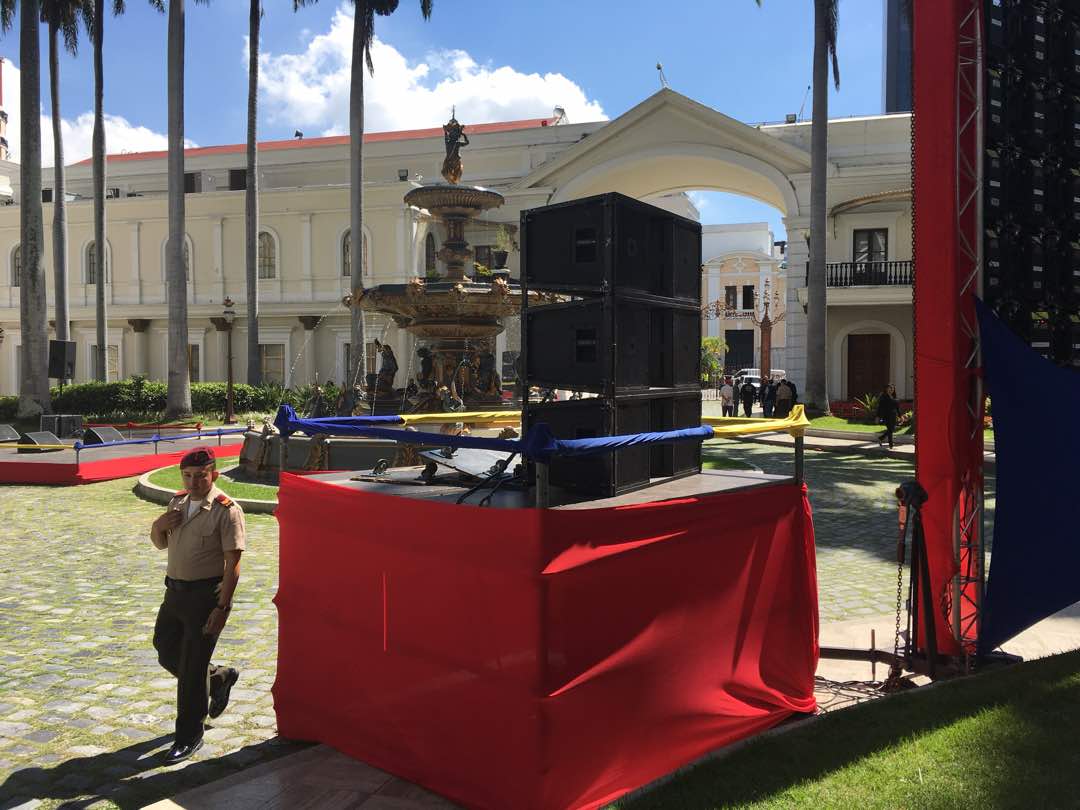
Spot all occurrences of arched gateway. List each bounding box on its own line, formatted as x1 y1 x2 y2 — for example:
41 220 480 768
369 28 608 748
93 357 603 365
511 88 911 403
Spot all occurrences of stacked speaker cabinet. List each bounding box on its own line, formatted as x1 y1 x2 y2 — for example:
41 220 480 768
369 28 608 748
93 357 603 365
984 0 1080 369
520 192 703 498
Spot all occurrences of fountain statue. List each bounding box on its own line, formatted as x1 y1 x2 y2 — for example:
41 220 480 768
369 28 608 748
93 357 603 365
350 112 542 413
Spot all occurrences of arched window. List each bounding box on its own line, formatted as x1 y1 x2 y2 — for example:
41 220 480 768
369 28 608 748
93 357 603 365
86 241 110 284
258 231 276 279
11 245 20 287
425 233 437 275
342 229 369 278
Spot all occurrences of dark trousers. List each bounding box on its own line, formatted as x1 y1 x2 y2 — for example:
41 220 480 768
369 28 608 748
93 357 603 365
775 400 791 419
879 418 897 448
741 400 753 417
763 401 775 418
722 403 734 417
153 583 226 744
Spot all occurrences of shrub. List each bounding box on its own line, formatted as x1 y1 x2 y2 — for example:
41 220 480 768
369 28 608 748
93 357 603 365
854 393 880 424
0 396 16 421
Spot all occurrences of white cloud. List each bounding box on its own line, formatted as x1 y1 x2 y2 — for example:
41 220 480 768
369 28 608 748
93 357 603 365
258 6 607 136
2 60 190 167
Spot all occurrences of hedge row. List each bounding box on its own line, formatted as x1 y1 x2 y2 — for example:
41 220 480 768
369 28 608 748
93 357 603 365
0 377 338 421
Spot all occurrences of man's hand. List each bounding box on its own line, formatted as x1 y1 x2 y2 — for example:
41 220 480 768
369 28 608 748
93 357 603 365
153 509 183 534
203 607 228 637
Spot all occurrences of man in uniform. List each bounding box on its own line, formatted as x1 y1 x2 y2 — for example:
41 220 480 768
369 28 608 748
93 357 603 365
149 446 246 764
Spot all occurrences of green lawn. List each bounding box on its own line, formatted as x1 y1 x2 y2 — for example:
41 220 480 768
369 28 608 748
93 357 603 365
702 456 758 471
616 650 1080 809
148 464 279 501
810 415 907 434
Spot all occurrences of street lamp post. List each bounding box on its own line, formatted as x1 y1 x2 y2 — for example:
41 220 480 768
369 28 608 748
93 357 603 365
212 299 237 425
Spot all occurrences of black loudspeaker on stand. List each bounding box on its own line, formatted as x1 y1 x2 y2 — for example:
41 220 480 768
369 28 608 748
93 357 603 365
520 192 703 498
48 340 76 388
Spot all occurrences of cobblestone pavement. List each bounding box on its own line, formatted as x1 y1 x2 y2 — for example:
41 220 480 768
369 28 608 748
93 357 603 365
0 450 996 808
703 439 996 624
0 479 304 810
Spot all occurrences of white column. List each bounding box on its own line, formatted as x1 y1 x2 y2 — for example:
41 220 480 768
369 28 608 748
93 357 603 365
301 213 313 300
131 221 142 304
213 217 225 302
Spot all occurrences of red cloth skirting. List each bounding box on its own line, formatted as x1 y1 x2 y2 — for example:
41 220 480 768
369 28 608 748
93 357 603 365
273 474 819 810
0 442 243 485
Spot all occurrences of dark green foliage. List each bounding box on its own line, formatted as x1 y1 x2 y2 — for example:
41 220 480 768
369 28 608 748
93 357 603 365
19 376 340 420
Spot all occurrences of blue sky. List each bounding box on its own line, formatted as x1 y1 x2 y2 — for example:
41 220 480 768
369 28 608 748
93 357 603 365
6 0 888 237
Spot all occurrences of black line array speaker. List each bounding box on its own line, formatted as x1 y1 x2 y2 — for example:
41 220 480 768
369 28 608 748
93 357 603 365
526 393 702 498
40 414 83 439
83 426 125 445
521 193 704 497
983 0 1080 369
17 431 64 453
525 297 701 393
47 340 76 380
522 192 701 300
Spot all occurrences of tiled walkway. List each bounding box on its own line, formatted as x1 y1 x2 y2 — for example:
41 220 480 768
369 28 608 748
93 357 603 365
0 444 993 808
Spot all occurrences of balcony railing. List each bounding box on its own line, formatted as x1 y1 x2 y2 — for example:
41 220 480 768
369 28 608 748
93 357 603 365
805 260 913 287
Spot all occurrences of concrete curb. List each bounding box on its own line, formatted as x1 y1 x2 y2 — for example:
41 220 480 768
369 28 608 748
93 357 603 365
134 464 279 514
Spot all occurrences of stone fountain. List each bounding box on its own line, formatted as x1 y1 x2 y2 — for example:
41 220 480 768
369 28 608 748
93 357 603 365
349 113 532 413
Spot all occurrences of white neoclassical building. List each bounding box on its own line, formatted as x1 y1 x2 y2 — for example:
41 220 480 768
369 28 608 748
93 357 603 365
0 89 914 402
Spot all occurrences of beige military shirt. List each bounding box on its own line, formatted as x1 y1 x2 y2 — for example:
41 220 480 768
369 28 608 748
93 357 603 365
159 485 246 581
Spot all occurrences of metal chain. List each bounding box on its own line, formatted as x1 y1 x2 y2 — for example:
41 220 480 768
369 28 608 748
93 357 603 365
885 503 908 688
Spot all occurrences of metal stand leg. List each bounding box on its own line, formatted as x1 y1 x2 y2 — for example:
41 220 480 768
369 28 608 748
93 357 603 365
794 434 805 485
535 462 549 509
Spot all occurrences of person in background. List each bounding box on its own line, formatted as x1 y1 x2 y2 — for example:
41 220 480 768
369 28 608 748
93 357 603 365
774 377 794 419
719 376 735 417
877 383 899 449
761 377 777 418
739 378 756 417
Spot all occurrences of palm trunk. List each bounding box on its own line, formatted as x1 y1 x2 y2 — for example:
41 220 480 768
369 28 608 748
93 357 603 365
349 9 367 389
245 0 261 385
49 21 69 359
18 0 50 418
805 0 830 414
165 0 191 417
93 0 107 381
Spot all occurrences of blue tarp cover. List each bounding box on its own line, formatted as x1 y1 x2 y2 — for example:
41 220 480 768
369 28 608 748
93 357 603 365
977 299 1080 652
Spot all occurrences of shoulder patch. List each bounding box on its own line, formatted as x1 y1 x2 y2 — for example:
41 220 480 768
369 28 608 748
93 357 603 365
215 493 235 508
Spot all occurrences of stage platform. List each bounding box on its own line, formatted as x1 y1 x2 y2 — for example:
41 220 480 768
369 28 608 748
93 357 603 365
306 466 790 508
0 438 244 486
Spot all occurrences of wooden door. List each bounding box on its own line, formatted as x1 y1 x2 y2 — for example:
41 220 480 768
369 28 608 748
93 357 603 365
847 333 891 399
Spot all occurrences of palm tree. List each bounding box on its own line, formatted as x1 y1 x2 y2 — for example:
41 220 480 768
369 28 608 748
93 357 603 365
90 0 124 381
805 0 839 414
4 0 52 416
42 0 92 379
293 0 433 389
161 0 207 419
245 0 261 385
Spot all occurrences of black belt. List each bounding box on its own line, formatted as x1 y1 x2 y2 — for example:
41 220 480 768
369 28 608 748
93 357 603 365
164 575 222 592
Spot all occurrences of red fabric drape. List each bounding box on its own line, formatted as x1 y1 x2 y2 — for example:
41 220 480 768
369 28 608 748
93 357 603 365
273 474 818 810
0 442 243 485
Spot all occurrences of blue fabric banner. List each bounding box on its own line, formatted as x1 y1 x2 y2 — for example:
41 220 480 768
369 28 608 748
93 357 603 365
976 299 1080 653
272 405 715 462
